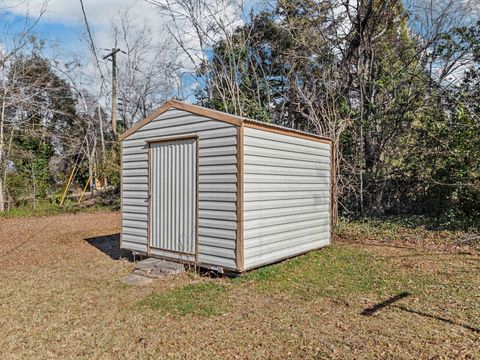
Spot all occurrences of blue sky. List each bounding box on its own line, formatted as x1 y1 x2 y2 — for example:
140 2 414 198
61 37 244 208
0 0 267 54
0 0 268 102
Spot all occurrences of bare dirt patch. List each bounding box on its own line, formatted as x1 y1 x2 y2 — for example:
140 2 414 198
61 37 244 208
0 212 478 359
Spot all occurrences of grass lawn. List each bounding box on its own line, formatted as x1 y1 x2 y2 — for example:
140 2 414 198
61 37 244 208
0 200 116 219
0 212 478 359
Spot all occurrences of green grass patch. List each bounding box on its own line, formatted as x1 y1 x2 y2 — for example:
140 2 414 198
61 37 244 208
136 219 477 321
0 201 68 218
137 282 229 317
237 245 412 300
0 201 114 218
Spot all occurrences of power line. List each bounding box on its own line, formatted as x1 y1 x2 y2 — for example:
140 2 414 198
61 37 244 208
78 0 107 157
78 0 105 82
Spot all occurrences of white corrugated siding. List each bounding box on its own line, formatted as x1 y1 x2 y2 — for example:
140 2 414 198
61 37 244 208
121 109 237 269
242 127 331 270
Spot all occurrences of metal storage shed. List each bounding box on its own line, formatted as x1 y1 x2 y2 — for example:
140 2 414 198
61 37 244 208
119 100 332 272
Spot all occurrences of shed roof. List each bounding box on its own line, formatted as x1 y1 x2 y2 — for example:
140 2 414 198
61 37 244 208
119 99 332 144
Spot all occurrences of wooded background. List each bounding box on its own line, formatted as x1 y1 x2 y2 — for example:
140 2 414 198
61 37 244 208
0 0 478 228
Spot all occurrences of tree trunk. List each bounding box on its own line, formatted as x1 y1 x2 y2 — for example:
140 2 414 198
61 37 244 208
97 106 106 159
0 88 6 212
88 155 94 196
97 107 107 188
0 177 4 212
331 138 340 225
31 160 36 209
88 141 96 196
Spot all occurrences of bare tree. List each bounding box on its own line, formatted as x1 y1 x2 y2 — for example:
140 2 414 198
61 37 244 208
146 0 260 115
405 0 479 84
112 9 182 129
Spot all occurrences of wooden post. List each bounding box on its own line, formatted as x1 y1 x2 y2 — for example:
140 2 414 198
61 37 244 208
103 48 124 135
111 49 117 134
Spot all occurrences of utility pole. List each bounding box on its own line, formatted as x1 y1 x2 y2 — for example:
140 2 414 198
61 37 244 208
103 48 124 135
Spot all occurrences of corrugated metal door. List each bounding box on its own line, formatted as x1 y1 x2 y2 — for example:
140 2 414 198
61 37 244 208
149 138 197 254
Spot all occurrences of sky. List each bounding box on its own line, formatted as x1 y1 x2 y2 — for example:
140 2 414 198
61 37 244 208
0 0 267 101
1 0 168 45
0 0 266 54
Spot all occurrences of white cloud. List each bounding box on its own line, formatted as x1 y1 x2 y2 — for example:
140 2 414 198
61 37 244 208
1 1 166 48
0 0 253 48
0 0 266 103
2 0 150 27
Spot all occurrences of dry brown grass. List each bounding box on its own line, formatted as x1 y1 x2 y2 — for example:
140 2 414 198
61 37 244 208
0 211 478 359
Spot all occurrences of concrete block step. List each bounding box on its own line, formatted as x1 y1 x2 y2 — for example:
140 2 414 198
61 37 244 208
133 258 185 278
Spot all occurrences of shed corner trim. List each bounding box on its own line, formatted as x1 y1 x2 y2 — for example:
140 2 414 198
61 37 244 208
235 122 245 272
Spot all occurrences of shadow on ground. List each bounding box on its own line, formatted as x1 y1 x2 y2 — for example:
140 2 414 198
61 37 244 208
84 233 134 261
362 292 480 334
361 292 411 316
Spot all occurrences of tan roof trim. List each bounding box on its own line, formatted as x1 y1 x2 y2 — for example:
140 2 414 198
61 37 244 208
119 99 332 143
168 100 244 127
